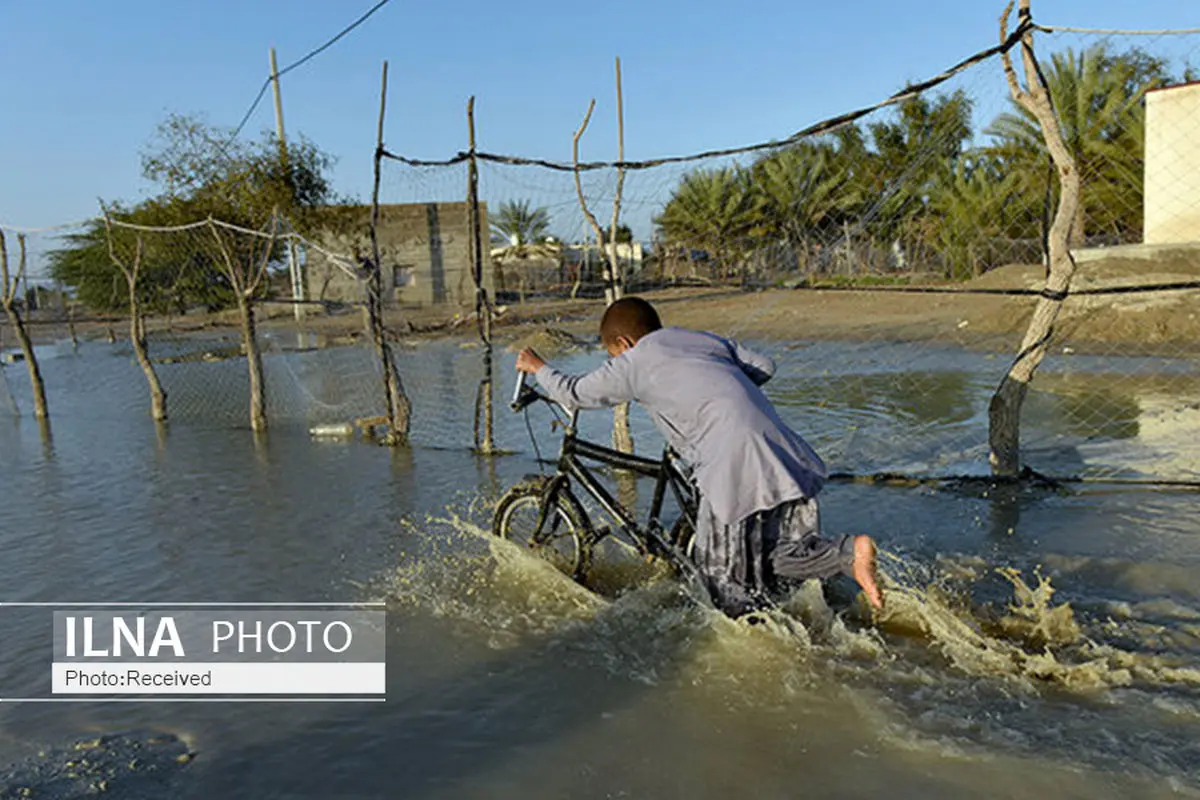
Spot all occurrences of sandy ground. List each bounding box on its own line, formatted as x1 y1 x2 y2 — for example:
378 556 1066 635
6 256 1199 357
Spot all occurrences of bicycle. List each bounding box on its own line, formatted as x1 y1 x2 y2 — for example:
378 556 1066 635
491 371 702 587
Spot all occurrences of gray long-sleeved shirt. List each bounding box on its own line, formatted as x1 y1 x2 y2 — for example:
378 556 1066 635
534 326 827 526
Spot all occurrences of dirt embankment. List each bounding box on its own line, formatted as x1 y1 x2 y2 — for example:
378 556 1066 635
9 251 1199 355
480 254 1199 355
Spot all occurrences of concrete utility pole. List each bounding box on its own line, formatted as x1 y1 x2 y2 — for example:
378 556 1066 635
269 47 304 324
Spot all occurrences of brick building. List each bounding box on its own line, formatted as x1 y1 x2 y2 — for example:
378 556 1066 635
306 202 493 306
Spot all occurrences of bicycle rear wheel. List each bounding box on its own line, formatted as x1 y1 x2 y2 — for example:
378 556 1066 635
492 478 591 581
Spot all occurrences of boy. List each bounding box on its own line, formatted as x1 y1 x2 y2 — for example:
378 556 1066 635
515 296 884 617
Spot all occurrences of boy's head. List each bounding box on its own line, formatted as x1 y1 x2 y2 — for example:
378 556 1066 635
600 296 662 357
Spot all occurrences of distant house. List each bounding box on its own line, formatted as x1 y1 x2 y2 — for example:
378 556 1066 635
558 241 646 289
305 202 494 307
561 241 645 273
1145 81 1200 245
490 239 565 298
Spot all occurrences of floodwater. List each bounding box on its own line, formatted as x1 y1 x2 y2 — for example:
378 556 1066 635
0 332 1198 799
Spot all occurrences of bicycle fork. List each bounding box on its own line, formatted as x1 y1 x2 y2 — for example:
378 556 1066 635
531 474 569 545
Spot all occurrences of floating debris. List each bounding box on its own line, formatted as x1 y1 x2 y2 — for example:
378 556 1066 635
505 327 592 355
309 422 356 439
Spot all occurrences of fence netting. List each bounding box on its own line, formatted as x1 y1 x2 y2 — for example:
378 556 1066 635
2 22 1197 485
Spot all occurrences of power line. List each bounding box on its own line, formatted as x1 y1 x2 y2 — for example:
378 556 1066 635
381 17 1035 172
1036 24 1200 36
226 0 397 146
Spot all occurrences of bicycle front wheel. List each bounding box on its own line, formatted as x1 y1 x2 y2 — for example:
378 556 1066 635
669 515 696 560
492 478 591 581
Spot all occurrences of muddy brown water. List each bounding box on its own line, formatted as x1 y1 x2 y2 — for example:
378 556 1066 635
0 334 1198 799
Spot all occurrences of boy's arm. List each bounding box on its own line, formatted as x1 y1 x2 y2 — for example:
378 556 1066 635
534 354 636 412
728 339 775 386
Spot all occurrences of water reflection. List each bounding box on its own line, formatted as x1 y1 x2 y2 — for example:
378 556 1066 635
153 418 169 454
1 334 1198 796
774 371 981 428
251 428 271 468
37 416 54 460
1029 379 1141 441
190 594 710 798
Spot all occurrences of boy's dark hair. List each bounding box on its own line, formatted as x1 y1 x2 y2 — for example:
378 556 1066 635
600 296 662 346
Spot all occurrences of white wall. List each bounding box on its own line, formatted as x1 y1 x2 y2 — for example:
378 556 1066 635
1145 83 1200 245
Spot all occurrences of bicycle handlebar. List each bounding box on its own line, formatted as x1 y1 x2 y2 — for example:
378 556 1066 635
510 371 528 408
510 370 554 413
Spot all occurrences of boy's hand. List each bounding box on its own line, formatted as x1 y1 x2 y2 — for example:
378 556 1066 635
515 349 546 374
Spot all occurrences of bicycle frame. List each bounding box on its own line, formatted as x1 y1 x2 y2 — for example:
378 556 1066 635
513 374 696 550
555 426 697 545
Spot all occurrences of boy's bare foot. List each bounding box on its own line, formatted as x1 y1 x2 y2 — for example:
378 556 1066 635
853 535 884 611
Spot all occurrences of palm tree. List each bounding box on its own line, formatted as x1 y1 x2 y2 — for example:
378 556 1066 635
749 142 860 271
654 166 757 281
986 45 1171 246
488 199 559 300
489 199 552 248
928 153 1040 278
851 90 975 269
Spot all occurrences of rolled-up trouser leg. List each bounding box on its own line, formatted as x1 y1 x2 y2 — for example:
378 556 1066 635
691 497 771 618
766 497 855 583
693 496 855 617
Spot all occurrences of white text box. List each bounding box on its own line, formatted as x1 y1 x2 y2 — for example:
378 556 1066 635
52 662 385 695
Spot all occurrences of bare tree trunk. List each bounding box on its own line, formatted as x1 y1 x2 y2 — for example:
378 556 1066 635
988 1 1081 477
104 219 167 420
237 293 267 433
573 64 635 455
0 231 48 419
131 304 167 421
369 60 412 445
1071 200 1086 250
389 358 412 435
466 95 495 455
105 220 168 421
606 57 627 306
570 250 585 300
606 58 634 454
209 219 274 434
612 402 634 452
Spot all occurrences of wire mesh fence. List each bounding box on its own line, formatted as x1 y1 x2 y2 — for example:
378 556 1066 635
2 20 1197 486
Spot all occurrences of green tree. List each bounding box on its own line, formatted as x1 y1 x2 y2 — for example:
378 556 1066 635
49 198 228 314
141 113 335 230
653 90 975 281
488 200 560 301
56 113 339 432
143 113 338 432
51 114 340 314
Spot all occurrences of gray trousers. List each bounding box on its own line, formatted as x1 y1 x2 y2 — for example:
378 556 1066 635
692 495 855 618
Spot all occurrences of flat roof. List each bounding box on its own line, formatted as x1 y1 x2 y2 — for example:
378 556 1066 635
1146 79 1200 95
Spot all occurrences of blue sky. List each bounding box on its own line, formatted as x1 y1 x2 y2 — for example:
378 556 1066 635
1 0 1195 273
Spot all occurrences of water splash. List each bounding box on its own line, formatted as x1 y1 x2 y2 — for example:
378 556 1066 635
380 504 1200 701
874 553 1200 692
381 509 605 650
